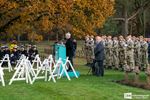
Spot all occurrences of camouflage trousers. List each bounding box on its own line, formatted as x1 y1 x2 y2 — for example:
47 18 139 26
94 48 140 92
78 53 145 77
140 51 149 69
134 50 140 67
119 51 126 66
126 51 135 70
85 46 93 64
105 49 113 67
112 51 119 68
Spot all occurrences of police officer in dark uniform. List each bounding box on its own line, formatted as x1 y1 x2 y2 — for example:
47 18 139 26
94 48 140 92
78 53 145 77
29 45 38 62
20 45 28 57
3 46 11 56
10 46 19 64
27 44 34 61
27 44 33 57
32 45 38 56
0 46 6 59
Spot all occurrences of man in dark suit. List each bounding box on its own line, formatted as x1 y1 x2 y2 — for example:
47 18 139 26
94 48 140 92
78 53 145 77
65 32 74 71
93 36 105 76
10 46 19 64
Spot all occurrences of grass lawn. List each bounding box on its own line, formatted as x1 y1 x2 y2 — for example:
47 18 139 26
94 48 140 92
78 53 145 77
0 41 150 100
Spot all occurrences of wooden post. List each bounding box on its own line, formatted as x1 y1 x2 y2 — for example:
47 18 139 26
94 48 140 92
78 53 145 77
124 9 129 35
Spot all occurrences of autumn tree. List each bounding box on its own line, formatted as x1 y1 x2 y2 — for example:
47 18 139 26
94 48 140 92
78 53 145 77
0 0 115 40
70 0 115 38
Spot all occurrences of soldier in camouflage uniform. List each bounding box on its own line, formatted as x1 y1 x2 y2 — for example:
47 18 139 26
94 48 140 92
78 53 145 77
132 36 136 42
88 35 95 65
118 35 127 70
112 37 119 69
84 35 90 65
140 36 149 70
133 37 141 73
102 35 107 67
125 35 135 71
105 36 113 69
132 36 141 82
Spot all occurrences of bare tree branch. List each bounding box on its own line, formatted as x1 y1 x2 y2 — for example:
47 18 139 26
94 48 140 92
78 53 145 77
128 0 150 21
111 17 125 21
0 16 20 32
127 9 140 21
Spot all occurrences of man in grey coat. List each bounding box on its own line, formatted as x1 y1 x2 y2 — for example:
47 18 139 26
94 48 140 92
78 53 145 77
93 36 105 76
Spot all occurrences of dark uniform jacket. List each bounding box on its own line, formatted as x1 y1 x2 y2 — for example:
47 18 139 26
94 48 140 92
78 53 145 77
4 49 11 56
94 41 105 61
65 38 74 58
21 50 28 57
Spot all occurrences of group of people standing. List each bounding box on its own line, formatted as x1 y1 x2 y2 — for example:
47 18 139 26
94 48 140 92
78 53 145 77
84 35 150 76
0 44 38 65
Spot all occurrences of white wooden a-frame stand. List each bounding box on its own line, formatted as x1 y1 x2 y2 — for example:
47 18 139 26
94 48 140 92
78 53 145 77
0 65 5 86
60 57 78 79
48 58 71 81
48 55 55 67
0 54 13 72
32 55 42 74
14 55 26 70
9 58 36 85
32 55 56 83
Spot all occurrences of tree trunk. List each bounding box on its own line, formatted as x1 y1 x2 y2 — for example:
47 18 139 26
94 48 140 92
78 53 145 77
124 7 129 35
125 20 129 35
130 21 133 35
